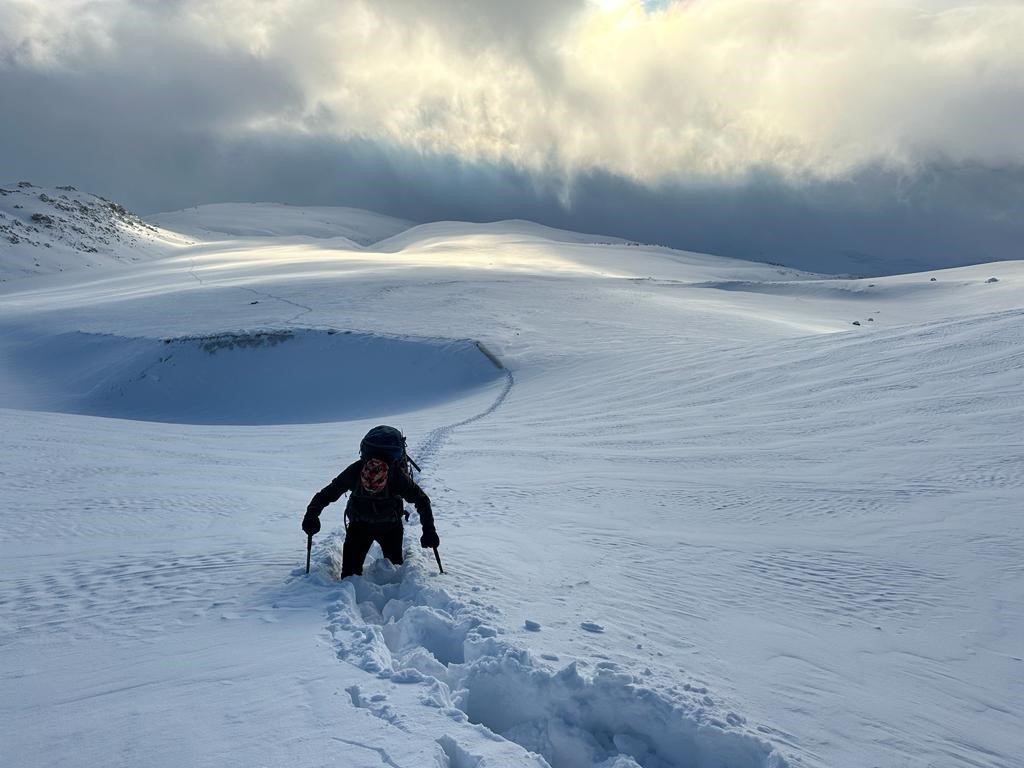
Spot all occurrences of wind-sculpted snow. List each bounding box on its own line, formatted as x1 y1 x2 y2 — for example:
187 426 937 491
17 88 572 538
0 328 504 425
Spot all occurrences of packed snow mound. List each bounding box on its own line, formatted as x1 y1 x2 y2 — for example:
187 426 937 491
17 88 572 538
0 182 188 281
0 328 504 425
147 202 414 245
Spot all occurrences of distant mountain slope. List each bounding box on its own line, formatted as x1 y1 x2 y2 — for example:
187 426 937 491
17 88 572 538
147 202 415 246
0 182 192 282
0 182 189 282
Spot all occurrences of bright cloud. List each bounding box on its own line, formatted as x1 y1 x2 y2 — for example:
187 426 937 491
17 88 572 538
4 0 1023 184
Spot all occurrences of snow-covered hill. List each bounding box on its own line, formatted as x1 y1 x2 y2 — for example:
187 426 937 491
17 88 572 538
148 202 414 246
0 182 190 281
1 203 1021 768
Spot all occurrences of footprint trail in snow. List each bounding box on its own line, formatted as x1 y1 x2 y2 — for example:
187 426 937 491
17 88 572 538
305 355 785 768
313 554 786 768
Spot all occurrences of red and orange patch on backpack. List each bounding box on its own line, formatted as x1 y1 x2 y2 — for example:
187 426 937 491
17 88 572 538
360 458 389 494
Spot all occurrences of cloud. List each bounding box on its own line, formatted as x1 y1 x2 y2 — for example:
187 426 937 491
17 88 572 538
6 0 1024 179
2 0 1023 273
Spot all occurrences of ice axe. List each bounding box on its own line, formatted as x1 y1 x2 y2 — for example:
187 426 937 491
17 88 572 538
305 534 313 575
433 547 445 574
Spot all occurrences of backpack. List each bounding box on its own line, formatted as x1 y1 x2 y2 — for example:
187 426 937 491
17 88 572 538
360 425 408 465
348 426 419 525
357 424 423 488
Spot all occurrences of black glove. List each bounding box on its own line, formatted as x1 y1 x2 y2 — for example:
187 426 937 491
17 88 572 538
302 513 321 536
420 527 439 549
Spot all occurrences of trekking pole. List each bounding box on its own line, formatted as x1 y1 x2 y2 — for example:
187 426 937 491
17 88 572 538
433 547 445 574
305 534 313 575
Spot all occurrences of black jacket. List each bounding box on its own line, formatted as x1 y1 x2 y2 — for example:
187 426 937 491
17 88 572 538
307 460 434 528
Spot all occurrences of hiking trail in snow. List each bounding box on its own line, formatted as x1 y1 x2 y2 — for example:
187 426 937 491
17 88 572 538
307 555 785 768
302 346 784 768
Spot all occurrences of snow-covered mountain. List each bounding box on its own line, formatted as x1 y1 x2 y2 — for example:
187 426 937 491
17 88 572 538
0 182 190 281
1 198 1021 768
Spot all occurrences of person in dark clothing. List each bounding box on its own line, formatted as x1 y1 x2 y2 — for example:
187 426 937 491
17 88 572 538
302 426 439 577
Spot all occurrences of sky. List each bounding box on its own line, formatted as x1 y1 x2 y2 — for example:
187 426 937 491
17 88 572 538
2 0 1023 274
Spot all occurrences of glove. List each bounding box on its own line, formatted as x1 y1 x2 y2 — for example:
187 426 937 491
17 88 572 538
420 527 439 549
302 513 321 536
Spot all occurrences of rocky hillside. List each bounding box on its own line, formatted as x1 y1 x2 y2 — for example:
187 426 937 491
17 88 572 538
0 182 188 282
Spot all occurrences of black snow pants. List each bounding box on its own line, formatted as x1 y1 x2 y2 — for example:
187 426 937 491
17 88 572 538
341 520 404 577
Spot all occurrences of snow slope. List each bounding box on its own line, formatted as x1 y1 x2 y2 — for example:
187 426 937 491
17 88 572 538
148 202 413 246
1 204 1022 768
0 182 189 281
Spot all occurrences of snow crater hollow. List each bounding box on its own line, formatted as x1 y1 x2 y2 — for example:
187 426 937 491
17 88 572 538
0 328 503 425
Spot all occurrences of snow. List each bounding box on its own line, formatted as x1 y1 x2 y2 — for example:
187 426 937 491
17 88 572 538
0 182 189 281
1 199 1022 768
0 329 503 425
147 202 413 246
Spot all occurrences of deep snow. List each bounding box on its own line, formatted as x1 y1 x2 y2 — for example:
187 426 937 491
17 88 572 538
1 200 1022 768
